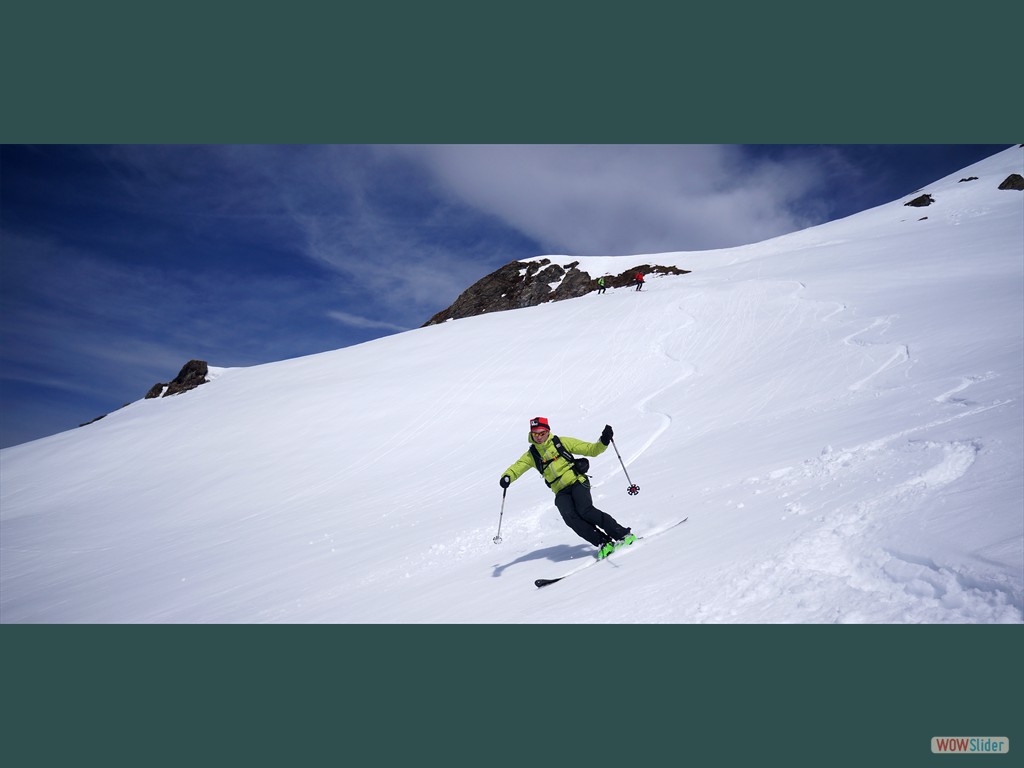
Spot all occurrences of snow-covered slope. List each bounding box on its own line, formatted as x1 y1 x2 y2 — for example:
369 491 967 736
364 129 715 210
2 147 1021 623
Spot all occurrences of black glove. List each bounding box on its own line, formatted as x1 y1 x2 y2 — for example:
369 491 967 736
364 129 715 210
600 425 613 445
500 475 511 489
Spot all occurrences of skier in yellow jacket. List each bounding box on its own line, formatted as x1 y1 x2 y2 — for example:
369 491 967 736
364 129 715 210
500 417 635 559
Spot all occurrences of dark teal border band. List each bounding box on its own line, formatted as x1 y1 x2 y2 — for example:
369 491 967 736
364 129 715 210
2 5 1021 142
2 626 1020 767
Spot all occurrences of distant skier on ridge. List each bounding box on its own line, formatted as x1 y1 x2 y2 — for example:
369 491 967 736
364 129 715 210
499 417 635 559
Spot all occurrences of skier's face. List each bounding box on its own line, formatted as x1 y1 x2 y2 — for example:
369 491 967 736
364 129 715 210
531 429 549 443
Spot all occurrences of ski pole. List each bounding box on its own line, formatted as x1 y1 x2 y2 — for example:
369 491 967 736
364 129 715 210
610 437 640 495
493 487 507 543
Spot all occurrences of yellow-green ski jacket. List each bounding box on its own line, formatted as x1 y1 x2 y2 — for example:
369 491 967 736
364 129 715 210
502 433 608 495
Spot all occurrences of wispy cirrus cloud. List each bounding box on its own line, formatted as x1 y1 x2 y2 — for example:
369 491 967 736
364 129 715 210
326 310 409 332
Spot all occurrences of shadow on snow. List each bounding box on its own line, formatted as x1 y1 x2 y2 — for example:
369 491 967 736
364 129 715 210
491 542 595 577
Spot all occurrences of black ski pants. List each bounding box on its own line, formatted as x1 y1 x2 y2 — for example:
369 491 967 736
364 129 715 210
554 481 630 547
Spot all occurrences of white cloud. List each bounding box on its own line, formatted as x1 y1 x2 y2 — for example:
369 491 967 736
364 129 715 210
326 310 409 332
388 145 834 254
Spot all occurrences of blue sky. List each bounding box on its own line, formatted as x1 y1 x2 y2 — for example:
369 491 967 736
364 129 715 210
0 144 1010 448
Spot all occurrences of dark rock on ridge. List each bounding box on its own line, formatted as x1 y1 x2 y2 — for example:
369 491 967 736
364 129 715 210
80 359 210 429
904 194 935 207
423 259 690 326
146 359 209 398
998 173 1024 191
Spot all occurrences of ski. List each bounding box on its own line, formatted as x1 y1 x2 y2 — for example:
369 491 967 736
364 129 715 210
534 517 688 588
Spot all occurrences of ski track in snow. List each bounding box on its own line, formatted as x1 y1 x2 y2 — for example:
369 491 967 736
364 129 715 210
694 440 1016 624
664 273 1020 624
933 372 998 406
693 380 1019 623
841 315 912 392
626 303 697 466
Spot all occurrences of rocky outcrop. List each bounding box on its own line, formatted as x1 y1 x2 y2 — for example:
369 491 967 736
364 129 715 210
80 359 210 429
599 264 691 290
998 173 1024 191
904 194 935 207
423 259 690 326
145 360 209 399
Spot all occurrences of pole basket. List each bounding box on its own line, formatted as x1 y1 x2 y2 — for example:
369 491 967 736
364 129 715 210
493 487 507 544
627 484 640 496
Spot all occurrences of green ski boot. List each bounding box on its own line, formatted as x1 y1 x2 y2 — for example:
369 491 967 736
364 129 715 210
597 540 616 559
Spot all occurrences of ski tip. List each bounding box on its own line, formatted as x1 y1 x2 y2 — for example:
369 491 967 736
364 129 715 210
535 577 563 588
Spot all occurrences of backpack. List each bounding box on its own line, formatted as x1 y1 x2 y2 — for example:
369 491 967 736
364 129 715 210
529 435 590 487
